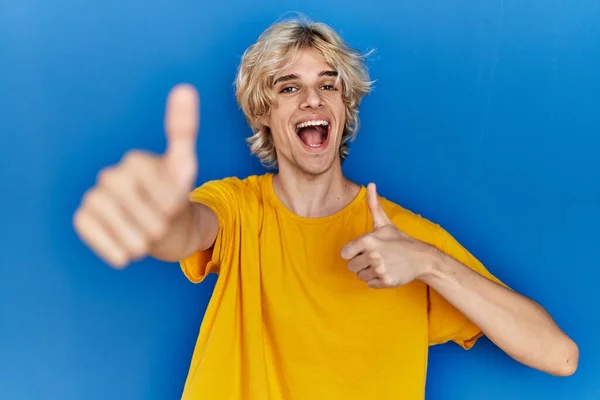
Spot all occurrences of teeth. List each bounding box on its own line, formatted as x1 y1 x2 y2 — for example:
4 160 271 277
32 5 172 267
296 120 329 129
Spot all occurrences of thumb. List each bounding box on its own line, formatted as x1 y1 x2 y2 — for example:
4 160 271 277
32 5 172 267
367 182 392 229
163 83 200 190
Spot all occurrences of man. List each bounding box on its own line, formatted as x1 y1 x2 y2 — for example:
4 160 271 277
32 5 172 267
73 15 578 399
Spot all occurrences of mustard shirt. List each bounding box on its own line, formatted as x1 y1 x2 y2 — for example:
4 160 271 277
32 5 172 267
179 173 502 399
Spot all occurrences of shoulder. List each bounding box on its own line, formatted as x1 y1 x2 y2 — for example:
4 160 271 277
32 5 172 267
376 196 442 245
377 195 489 274
194 173 267 192
190 173 270 203
188 174 271 226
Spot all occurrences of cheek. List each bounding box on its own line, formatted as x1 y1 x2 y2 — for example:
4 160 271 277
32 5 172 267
325 94 346 116
271 106 293 128
268 118 292 147
333 104 347 132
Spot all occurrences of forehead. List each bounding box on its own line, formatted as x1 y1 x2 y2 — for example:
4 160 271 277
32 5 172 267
277 48 335 77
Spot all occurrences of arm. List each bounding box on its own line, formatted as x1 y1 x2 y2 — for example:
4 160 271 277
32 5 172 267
341 182 579 377
148 202 218 262
419 250 579 376
73 84 218 269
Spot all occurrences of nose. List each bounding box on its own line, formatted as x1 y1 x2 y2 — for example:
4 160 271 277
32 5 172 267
300 87 323 109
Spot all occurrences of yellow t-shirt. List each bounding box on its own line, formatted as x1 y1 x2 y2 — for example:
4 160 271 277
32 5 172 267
179 173 503 400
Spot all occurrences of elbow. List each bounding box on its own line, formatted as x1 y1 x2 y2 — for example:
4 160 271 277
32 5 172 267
549 337 579 377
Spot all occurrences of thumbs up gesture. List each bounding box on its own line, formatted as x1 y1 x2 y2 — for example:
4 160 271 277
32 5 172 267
73 84 200 268
340 183 433 289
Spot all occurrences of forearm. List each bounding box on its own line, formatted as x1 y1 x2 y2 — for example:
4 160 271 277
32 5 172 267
149 202 217 262
419 248 579 376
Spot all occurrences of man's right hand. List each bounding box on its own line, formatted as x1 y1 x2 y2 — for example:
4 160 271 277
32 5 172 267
73 84 202 268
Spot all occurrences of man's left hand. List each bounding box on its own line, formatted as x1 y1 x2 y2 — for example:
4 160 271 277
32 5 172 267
341 183 435 289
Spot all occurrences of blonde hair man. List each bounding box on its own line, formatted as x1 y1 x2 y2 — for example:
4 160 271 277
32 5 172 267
73 15 578 399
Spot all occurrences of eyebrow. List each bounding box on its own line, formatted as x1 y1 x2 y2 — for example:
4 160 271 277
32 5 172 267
273 70 338 86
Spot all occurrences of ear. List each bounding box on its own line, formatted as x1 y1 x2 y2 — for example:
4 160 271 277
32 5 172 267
258 114 271 129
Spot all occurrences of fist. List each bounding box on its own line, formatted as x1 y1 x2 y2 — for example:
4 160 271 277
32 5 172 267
73 84 200 268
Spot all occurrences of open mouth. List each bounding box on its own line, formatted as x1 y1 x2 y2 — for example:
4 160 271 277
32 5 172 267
295 119 330 149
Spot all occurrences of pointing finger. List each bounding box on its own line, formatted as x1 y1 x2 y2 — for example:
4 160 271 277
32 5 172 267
341 233 375 260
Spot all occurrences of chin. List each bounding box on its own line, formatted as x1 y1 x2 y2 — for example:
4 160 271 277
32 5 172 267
294 150 340 177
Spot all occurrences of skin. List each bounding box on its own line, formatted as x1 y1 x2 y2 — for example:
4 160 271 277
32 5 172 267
341 183 579 376
73 85 218 266
263 48 361 218
73 47 579 378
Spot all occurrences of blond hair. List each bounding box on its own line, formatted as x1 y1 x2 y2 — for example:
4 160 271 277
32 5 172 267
234 14 374 167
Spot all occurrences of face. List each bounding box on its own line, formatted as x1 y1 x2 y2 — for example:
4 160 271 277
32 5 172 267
263 48 346 176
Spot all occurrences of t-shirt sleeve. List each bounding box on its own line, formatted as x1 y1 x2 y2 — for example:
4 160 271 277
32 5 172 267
427 225 508 350
179 177 240 283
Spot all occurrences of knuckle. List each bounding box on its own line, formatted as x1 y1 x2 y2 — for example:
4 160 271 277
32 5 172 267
80 188 99 208
96 166 117 186
126 233 150 259
144 224 163 243
150 219 168 240
368 250 381 261
367 280 381 289
160 200 176 216
72 208 87 232
162 197 183 217
346 259 356 271
98 162 138 189
132 240 149 259
123 150 147 166
375 263 387 275
128 245 145 260
98 166 126 188
82 188 109 211
363 235 377 248
109 253 130 269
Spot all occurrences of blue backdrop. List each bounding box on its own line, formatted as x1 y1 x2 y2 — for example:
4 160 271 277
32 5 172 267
1 1 598 399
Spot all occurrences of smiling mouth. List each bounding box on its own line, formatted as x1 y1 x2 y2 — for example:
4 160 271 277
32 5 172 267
295 120 330 148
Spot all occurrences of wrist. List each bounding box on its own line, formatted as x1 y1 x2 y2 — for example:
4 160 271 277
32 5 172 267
416 244 445 283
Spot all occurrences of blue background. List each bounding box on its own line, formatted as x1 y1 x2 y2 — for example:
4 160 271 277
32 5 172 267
1 1 598 399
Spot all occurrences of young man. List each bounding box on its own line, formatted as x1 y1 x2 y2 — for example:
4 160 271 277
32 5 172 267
73 16 578 399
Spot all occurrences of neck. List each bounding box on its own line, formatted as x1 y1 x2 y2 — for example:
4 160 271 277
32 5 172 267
272 160 361 218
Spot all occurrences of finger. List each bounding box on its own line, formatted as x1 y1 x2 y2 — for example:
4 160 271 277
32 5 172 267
357 266 379 282
347 249 384 272
367 183 392 229
111 154 180 233
366 278 386 289
73 209 129 268
119 151 188 216
82 189 148 260
136 166 189 218
347 252 371 273
163 83 200 190
107 181 169 242
341 233 374 260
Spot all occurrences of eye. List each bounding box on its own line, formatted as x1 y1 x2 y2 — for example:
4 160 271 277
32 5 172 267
280 86 297 94
321 85 336 91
